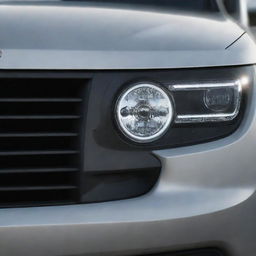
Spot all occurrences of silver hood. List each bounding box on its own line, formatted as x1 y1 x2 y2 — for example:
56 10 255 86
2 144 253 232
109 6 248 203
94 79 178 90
0 2 255 70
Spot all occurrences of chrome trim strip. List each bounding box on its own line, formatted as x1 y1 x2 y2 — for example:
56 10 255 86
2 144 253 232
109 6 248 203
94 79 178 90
169 82 238 91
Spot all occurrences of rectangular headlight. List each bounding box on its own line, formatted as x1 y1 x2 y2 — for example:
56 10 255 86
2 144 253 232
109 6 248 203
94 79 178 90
169 80 242 123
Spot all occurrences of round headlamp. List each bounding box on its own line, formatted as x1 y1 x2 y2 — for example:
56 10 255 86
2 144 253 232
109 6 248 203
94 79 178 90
115 83 174 143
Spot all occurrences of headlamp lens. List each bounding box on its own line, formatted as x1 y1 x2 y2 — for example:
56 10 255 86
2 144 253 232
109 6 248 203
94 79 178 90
116 83 174 143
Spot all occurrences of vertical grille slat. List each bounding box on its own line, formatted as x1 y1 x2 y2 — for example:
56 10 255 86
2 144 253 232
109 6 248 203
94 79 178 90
0 78 85 207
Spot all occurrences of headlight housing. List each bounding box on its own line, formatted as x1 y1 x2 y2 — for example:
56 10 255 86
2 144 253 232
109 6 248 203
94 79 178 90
115 78 244 144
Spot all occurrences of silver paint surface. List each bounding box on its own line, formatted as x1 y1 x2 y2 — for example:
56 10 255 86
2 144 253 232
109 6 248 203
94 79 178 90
0 1 255 69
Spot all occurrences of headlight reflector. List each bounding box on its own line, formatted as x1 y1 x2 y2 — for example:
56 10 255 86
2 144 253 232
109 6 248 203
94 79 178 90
204 87 233 112
115 83 174 143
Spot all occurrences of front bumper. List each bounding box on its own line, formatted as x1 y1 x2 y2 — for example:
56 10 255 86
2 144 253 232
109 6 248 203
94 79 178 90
0 70 255 256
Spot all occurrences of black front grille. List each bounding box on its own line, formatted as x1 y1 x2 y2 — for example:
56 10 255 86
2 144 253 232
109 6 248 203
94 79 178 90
0 78 85 207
